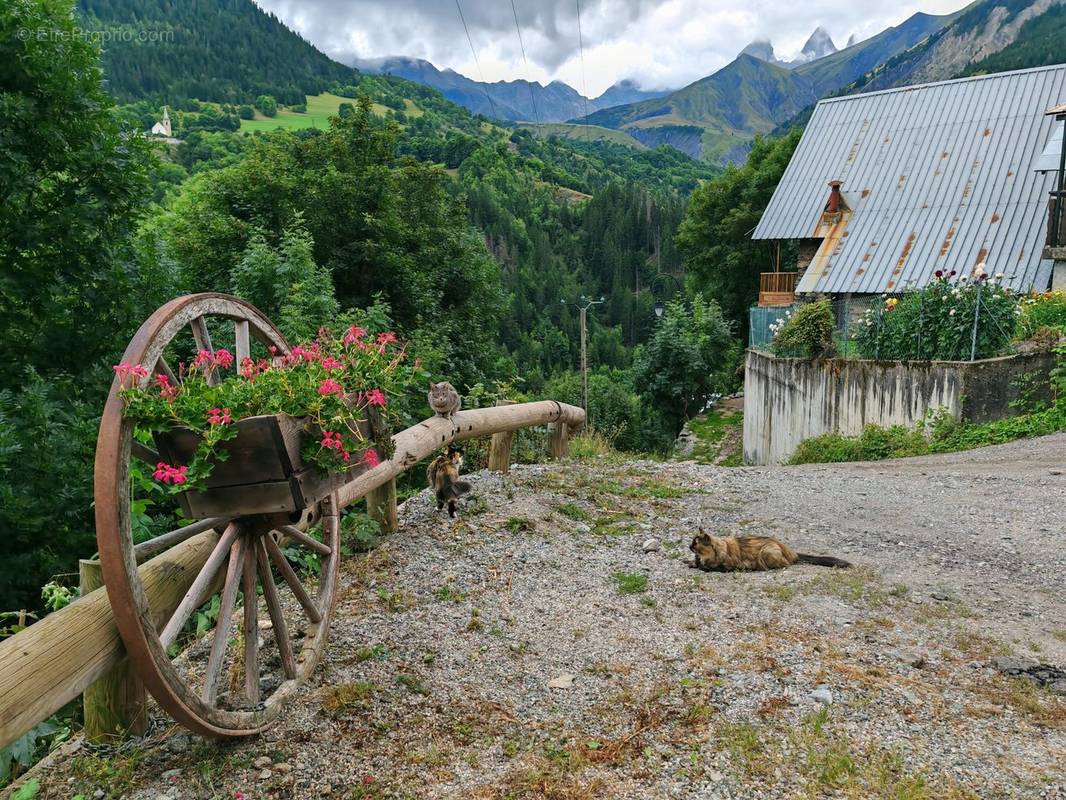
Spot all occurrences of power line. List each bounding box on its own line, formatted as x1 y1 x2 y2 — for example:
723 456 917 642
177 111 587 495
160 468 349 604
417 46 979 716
455 0 499 122
510 0 540 125
575 0 590 140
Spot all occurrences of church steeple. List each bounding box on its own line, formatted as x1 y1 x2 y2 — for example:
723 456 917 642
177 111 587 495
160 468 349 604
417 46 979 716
160 106 171 137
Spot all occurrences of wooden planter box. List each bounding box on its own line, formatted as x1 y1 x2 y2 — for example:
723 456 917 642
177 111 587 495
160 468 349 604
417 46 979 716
154 414 375 519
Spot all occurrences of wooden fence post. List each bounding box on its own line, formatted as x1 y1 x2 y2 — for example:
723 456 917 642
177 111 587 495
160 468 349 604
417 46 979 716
549 421 569 459
366 479 399 534
78 559 148 743
488 399 516 472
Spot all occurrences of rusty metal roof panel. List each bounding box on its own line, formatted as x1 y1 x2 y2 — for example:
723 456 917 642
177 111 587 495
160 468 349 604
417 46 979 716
753 64 1066 294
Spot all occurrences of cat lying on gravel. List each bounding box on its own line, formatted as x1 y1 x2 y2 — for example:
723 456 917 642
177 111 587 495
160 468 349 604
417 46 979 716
689 530 850 572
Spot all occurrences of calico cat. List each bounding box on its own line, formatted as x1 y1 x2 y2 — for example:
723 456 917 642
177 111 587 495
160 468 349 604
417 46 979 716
689 530 851 572
428 381 461 420
427 445 471 518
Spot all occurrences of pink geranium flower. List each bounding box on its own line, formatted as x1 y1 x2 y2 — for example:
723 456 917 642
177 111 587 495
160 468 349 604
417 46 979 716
343 325 367 345
153 462 189 485
207 407 232 425
365 388 386 407
318 379 344 397
362 449 380 468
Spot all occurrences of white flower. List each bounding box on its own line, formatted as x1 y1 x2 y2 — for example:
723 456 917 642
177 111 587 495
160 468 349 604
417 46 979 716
995 272 1004 279
949 309 956 316
974 262 987 277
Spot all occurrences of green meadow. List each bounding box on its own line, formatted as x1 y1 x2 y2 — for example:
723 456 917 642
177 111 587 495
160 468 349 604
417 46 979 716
240 93 422 132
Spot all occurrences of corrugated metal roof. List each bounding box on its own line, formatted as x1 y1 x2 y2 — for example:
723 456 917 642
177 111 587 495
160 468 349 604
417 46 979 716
753 64 1066 294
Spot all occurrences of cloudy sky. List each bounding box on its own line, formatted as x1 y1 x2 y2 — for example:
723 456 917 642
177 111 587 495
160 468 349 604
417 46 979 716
256 0 972 96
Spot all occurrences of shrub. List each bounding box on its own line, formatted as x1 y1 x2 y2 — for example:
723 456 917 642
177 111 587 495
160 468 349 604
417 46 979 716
254 94 277 117
789 423 928 464
770 298 836 359
1019 290 1066 337
853 272 1020 361
289 103 307 114
237 104 254 120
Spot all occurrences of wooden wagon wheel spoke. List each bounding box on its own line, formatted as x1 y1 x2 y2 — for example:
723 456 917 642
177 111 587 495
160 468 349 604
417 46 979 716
277 524 332 556
96 293 342 738
159 524 240 649
256 539 296 680
263 534 322 624
203 536 244 706
189 315 218 386
241 538 259 705
155 356 177 384
234 319 250 364
130 440 160 465
134 516 235 564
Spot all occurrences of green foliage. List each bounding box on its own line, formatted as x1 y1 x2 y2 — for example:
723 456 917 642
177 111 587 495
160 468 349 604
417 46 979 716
1 715 70 785
0 373 100 613
770 299 836 359
156 104 504 389
231 218 340 343
0 0 152 386
238 104 255 120
76 0 356 105
853 275 1020 361
1019 290 1066 338
541 368 665 453
342 511 381 554
40 580 78 613
634 295 734 429
677 131 801 329
255 94 278 117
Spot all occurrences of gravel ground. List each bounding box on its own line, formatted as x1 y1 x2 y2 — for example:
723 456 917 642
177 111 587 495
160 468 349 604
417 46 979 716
30 434 1066 800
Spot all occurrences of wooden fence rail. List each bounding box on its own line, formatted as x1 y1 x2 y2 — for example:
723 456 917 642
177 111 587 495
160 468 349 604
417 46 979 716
0 400 584 752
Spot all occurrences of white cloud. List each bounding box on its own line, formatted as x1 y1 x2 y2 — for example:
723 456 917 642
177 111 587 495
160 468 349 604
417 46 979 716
255 0 973 95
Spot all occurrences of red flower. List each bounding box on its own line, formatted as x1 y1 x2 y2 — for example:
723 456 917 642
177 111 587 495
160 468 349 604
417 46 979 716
156 373 178 401
362 449 380 468
320 356 344 371
318 379 344 397
365 388 386 407
113 363 149 384
212 348 234 369
153 462 189 486
207 407 232 425
376 331 398 346
343 325 367 345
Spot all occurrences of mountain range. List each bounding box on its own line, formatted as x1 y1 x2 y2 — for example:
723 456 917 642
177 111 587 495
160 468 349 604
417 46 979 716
78 0 1066 168
353 56 669 122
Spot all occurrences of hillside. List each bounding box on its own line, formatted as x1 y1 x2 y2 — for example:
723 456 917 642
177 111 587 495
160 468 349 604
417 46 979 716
581 9 962 163
76 0 355 104
354 56 669 123
824 0 1066 94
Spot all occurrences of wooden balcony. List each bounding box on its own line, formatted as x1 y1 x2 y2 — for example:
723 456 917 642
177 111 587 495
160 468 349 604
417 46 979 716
758 271 797 307
1045 191 1066 261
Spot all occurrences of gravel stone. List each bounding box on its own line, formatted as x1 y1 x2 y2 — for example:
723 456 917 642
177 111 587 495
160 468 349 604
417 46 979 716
28 434 1066 799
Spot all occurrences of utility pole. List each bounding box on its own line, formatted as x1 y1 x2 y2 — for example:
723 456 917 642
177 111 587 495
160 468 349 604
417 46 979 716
562 295 605 421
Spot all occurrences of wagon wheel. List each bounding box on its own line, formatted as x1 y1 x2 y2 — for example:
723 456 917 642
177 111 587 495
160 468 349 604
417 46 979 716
95 293 341 738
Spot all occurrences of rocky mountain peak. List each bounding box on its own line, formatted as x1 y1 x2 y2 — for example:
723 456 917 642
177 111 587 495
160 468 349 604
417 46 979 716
799 26 838 62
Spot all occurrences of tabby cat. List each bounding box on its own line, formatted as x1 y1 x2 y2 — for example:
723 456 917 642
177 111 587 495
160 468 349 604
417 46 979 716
427 445 471 518
689 530 851 572
428 381 461 420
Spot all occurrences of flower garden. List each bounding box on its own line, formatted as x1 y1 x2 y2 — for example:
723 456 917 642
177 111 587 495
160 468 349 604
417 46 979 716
116 325 417 492
767 268 1066 363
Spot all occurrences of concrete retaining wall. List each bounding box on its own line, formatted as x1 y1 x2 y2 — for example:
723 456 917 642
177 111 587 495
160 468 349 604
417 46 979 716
742 350 1056 465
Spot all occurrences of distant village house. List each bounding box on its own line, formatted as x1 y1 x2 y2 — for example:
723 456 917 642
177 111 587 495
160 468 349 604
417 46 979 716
751 64 1066 317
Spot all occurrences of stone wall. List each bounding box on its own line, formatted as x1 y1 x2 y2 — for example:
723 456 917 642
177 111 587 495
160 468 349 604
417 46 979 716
742 350 1057 465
